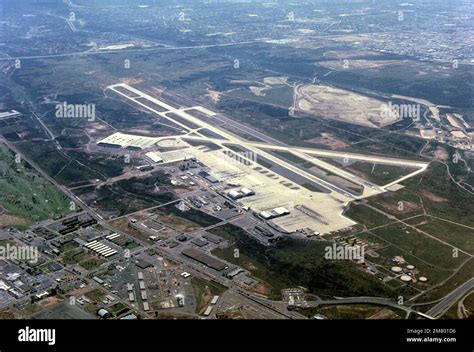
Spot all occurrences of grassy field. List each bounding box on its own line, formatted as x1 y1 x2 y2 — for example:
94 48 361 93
108 217 154 245
301 182 325 193
74 172 177 218
210 224 397 300
271 150 308 165
402 162 474 226
413 257 473 305
295 304 405 319
357 233 452 287
0 143 72 226
153 203 222 233
364 162 474 229
344 203 393 228
191 277 227 315
414 218 474 254
16 140 101 188
345 162 417 186
61 248 86 265
442 291 474 319
367 188 424 219
80 257 105 270
371 223 468 270
228 84 294 108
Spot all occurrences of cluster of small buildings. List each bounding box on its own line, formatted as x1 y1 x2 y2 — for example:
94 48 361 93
105 232 128 246
203 295 220 317
137 272 149 311
187 195 208 208
337 236 368 249
54 214 97 235
84 240 117 258
445 114 473 150
418 112 473 150
0 276 33 299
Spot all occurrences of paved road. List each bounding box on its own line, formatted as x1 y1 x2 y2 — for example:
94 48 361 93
304 296 411 312
247 294 439 319
426 278 474 318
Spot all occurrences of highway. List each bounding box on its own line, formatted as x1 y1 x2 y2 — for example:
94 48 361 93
244 293 437 319
425 278 474 319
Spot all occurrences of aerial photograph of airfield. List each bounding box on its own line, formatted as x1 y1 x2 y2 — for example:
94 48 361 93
103 83 427 235
1 0 472 322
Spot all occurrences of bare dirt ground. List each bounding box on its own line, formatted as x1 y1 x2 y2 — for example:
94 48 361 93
149 85 166 95
38 296 63 309
206 89 223 104
420 190 448 203
368 307 402 319
84 121 111 136
434 146 449 161
306 133 349 150
122 78 144 86
296 84 399 128
0 308 23 319
318 59 401 70
249 85 267 96
93 167 155 188
0 213 30 228
323 49 381 58
379 200 420 214
206 87 241 104
263 76 289 85
324 36 373 44
250 282 272 296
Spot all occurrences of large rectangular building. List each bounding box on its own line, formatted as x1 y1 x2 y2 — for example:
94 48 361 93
97 132 160 150
181 248 228 271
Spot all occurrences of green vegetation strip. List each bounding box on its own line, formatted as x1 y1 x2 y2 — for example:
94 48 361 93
210 224 395 300
0 144 72 224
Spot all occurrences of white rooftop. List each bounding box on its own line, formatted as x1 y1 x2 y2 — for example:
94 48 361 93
98 132 160 150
